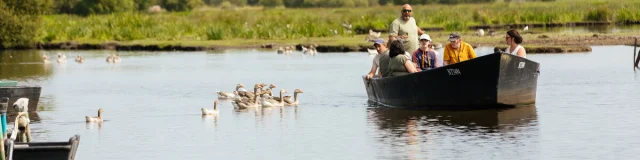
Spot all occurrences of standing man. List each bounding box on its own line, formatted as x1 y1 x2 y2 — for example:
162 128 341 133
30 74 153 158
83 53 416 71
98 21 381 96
389 4 425 60
443 32 477 66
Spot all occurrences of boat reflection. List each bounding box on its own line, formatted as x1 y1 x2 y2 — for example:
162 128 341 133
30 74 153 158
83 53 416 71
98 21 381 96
367 102 538 134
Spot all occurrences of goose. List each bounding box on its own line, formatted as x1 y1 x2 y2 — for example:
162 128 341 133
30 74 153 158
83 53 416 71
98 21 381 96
303 44 318 54
57 53 67 64
85 108 104 122
237 84 263 101
217 84 245 99
42 55 51 64
277 47 284 54
201 100 220 116
259 84 277 97
283 89 304 106
75 55 84 63
365 29 381 42
106 55 114 63
367 48 378 55
113 54 121 63
232 93 260 110
488 30 497 36
523 25 529 32
261 89 287 108
341 22 352 31
475 29 485 36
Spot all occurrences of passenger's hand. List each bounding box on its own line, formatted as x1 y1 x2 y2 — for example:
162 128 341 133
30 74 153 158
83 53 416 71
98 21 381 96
366 73 374 80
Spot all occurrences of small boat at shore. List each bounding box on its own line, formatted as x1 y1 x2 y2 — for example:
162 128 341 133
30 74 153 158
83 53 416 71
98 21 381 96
0 81 41 114
363 53 540 109
5 134 81 160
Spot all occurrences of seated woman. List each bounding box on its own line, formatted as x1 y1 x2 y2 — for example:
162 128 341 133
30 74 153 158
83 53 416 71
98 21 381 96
505 29 526 58
387 40 418 77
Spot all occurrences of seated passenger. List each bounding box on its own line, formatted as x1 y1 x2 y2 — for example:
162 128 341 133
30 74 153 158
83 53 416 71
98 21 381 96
412 34 439 71
388 40 418 77
366 39 391 79
443 32 476 66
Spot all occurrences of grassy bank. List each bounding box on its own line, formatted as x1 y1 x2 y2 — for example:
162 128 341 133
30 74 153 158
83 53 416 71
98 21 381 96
40 0 640 44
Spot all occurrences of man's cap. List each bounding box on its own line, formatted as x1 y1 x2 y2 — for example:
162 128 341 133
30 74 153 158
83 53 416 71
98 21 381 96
448 32 461 41
374 39 385 45
419 34 431 41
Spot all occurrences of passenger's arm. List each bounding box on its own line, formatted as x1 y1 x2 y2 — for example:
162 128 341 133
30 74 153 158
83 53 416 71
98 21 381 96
443 49 450 66
468 46 477 59
434 52 440 67
411 52 421 71
417 26 424 35
517 47 527 58
366 62 378 79
389 23 399 43
405 60 418 73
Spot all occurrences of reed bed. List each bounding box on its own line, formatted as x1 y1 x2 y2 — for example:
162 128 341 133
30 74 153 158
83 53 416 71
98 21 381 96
41 0 640 43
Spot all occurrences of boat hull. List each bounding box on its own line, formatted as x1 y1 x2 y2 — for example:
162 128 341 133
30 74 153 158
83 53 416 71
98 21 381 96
0 86 41 113
363 53 539 109
6 135 80 160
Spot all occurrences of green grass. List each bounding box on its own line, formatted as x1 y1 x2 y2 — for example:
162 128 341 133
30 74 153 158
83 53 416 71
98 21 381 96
40 0 640 45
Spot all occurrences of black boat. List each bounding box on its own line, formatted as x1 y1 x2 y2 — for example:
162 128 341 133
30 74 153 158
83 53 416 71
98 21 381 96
5 135 81 160
0 85 41 113
363 53 540 109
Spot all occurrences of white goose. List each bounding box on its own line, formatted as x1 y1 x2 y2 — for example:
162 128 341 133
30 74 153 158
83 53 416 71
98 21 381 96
217 84 245 99
201 100 220 116
57 53 67 64
261 89 287 108
113 54 121 63
85 108 104 122
42 55 51 64
367 48 378 55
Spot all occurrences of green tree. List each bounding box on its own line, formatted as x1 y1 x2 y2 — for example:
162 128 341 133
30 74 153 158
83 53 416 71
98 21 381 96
260 0 283 8
134 0 160 11
55 0 80 14
0 0 52 48
162 0 204 11
74 0 135 16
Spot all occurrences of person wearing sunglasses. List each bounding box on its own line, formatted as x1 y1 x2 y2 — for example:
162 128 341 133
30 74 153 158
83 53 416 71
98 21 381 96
389 4 425 59
505 29 527 58
412 34 439 71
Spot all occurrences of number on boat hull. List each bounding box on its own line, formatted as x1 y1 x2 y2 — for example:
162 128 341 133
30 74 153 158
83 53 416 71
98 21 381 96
447 69 461 76
518 62 526 69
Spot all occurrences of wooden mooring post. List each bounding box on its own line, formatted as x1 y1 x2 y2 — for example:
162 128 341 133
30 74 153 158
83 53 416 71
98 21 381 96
635 37 639 71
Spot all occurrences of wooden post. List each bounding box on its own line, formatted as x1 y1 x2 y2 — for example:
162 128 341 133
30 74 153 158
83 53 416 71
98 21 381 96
0 98 8 160
635 38 638 71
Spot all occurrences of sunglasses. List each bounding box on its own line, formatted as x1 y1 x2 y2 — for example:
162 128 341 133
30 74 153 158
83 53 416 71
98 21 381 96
402 10 412 13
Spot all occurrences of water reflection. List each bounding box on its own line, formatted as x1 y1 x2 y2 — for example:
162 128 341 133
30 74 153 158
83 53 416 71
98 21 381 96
367 104 538 134
0 50 53 82
367 104 538 160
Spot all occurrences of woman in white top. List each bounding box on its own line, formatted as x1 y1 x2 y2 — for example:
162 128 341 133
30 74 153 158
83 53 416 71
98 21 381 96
505 29 526 58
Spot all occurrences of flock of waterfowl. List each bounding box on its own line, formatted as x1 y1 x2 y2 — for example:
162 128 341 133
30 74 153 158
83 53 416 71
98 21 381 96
277 44 319 55
207 83 304 115
42 52 121 64
82 83 304 122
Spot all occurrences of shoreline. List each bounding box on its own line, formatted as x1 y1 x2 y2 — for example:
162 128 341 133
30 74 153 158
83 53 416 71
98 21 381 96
3 33 639 53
